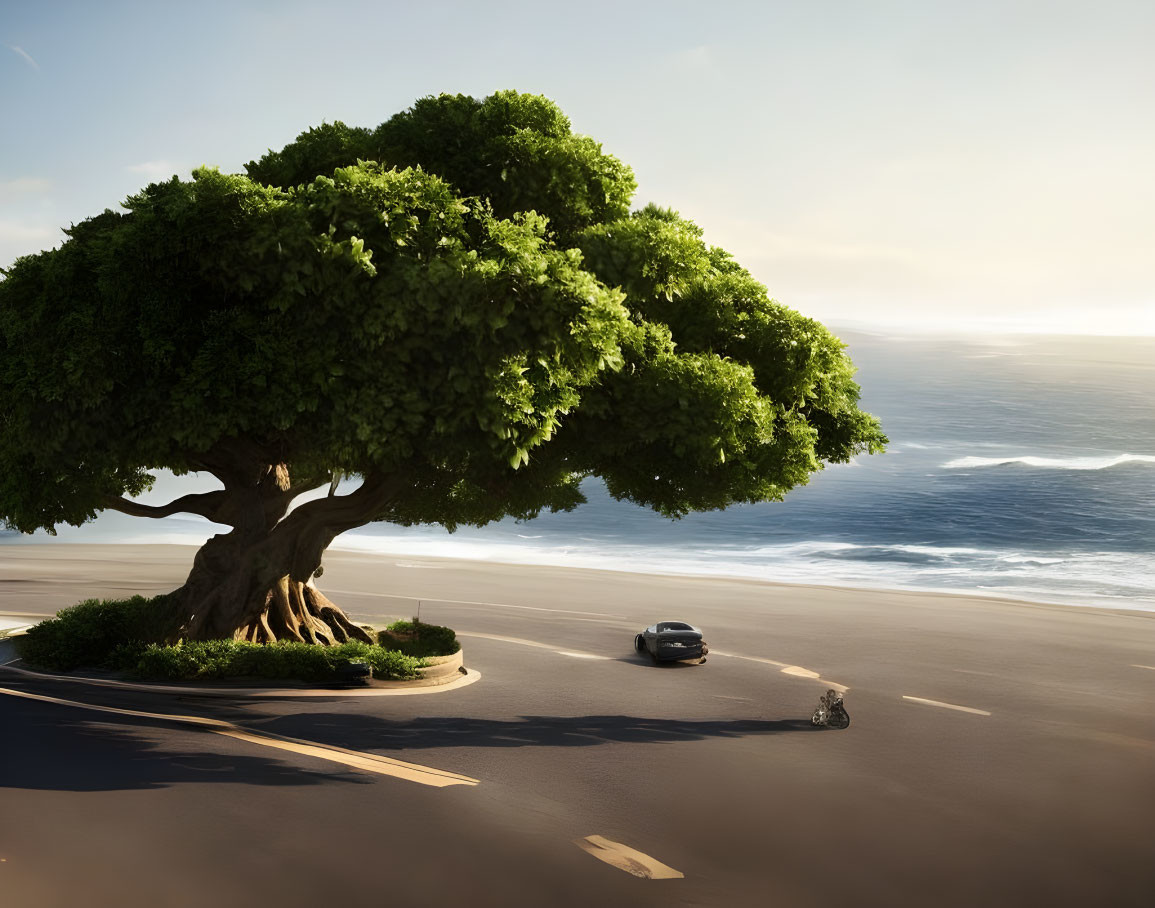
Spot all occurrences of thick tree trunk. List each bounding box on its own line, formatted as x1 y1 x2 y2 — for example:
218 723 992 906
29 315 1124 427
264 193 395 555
132 452 411 642
113 451 411 646
173 528 373 645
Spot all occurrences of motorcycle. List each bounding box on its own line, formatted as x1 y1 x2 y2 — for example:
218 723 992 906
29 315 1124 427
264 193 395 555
811 689 850 729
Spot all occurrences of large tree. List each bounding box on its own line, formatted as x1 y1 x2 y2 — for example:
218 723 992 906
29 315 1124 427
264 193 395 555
0 91 885 645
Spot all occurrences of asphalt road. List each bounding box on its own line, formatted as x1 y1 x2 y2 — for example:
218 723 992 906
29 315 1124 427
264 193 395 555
2 546 1153 907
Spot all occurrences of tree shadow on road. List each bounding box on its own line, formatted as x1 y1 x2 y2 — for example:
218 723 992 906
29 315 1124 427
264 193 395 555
0 697 372 792
251 712 821 753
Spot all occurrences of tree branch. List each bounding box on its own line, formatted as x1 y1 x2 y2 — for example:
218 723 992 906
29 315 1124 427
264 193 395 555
283 472 406 531
104 491 230 522
261 478 328 529
269 471 411 580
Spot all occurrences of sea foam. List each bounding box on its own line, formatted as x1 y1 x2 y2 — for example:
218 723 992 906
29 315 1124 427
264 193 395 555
943 453 1155 471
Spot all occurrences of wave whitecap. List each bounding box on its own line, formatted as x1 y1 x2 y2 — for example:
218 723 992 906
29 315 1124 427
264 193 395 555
943 453 1155 471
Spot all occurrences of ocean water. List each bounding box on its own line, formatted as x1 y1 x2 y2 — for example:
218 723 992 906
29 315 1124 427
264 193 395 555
4 332 1153 610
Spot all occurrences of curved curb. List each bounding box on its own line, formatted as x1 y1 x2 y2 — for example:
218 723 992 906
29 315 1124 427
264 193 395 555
0 633 28 667
0 629 477 698
0 658 481 698
416 650 465 682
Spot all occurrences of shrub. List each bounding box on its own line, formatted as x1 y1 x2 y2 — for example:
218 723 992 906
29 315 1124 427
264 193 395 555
130 639 423 683
15 595 430 683
107 640 150 672
363 646 426 679
134 642 208 681
377 618 460 657
16 595 176 671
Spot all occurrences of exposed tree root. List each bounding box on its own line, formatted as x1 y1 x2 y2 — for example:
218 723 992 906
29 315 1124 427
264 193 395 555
181 574 372 645
237 577 364 644
230 579 372 645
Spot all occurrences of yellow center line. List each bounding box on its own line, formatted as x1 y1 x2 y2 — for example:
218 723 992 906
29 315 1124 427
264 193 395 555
457 631 609 661
457 631 558 650
458 635 851 689
575 835 684 879
709 650 789 668
711 651 849 692
0 685 478 787
903 695 991 716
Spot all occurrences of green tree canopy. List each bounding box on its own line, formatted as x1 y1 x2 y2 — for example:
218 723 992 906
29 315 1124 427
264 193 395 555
0 90 885 644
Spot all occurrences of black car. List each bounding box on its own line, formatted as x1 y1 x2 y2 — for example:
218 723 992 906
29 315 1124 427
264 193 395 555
634 621 708 664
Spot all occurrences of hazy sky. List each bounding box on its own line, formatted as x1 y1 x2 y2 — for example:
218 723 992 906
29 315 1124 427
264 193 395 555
2 0 1152 334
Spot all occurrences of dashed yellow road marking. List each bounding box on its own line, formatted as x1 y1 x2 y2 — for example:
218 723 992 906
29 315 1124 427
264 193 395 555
209 728 474 785
457 631 609 661
709 650 789 668
576 835 684 879
903 695 991 716
457 631 557 650
0 686 478 787
458 634 850 689
711 651 849 692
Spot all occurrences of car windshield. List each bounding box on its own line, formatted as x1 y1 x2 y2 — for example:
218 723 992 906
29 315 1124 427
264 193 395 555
656 622 693 632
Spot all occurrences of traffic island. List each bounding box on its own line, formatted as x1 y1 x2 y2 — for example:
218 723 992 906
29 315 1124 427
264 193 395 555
0 603 469 693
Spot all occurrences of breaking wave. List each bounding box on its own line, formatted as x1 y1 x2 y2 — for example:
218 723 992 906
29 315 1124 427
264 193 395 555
943 453 1155 471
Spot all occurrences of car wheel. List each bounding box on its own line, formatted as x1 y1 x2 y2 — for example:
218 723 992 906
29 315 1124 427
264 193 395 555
634 634 646 654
